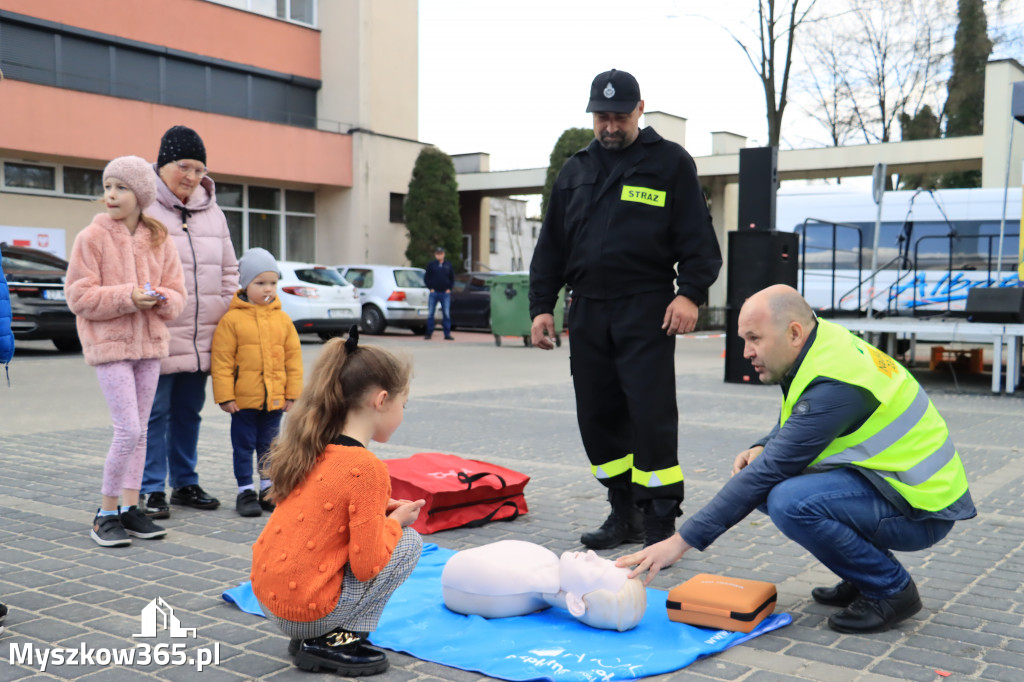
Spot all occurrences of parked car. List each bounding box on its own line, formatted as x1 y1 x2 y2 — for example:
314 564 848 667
335 264 430 335
450 271 509 331
1 243 80 351
277 261 360 340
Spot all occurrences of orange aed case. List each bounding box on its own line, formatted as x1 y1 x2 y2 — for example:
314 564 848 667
666 574 777 633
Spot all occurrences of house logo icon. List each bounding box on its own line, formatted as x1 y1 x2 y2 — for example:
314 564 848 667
133 597 196 638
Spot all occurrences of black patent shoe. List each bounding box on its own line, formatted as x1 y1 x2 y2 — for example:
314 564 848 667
812 580 860 607
171 484 220 510
293 628 388 676
827 579 922 633
142 492 170 519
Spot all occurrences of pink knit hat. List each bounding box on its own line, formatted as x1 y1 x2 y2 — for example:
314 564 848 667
103 155 156 209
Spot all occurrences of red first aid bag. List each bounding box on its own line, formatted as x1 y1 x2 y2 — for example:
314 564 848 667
385 452 529 534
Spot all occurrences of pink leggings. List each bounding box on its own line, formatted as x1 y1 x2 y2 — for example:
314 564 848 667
95 358 162 498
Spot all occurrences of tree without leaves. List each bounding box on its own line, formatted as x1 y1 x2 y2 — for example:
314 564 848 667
404 146 463 270
729 0 820 147
794 23 858 149
541 127 594 220
838 0 951 146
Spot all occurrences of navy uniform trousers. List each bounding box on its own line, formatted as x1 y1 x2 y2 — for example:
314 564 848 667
567 290 684 505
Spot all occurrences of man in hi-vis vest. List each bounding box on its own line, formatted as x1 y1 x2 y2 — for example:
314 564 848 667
618 285 976 634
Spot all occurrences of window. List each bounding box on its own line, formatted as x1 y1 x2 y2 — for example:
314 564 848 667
295 267 346 286
4 163 55 191
489 215 497 254
344 268 374 289
2 160 103 196
218 184 316 260
0 15 319 127
286 215 315 262
206 0 318 26
394 269 425 288
63 167 103 196
390 193 405 223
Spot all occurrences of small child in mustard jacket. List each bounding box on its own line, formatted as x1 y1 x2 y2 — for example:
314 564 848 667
211 248 302 517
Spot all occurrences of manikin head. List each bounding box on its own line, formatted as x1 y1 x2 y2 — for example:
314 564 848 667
557 550 646 632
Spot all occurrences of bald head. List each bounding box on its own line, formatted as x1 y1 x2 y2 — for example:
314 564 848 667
738 285 816 384
746 285 816 331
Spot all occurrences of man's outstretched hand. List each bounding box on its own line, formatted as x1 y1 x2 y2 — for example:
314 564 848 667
616 533 691 586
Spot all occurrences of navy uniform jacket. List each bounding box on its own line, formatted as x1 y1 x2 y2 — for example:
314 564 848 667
530 127 721 318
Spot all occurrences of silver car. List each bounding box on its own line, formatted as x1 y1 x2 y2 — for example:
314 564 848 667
335 264 430 335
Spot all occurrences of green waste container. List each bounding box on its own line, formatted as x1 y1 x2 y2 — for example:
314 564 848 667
487 274 564 347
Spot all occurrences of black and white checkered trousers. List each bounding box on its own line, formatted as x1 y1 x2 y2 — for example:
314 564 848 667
261 526 422 639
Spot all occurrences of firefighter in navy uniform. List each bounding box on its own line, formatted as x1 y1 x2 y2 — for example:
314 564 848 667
529 69 722 549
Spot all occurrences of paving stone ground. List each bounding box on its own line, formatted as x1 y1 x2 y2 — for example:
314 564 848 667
1 329 1022 681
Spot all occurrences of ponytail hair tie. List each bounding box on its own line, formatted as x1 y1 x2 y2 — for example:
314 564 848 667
344 325 359 354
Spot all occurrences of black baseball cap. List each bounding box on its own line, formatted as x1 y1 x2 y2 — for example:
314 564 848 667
435 246 445 253
586 69 641 113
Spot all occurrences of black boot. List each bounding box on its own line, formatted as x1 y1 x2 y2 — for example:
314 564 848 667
640 498 682 547
293 628 388 676
580 488 644 550
827 579 922 633
812 580 860 607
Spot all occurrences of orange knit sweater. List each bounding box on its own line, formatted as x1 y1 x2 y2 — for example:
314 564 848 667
250 445 403 622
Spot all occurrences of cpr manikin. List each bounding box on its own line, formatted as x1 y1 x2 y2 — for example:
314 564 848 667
441 540 646 631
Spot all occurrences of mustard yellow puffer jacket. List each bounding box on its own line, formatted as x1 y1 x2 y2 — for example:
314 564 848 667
211 292 303 410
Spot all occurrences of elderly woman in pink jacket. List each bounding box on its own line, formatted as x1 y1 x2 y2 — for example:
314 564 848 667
140 126 239 518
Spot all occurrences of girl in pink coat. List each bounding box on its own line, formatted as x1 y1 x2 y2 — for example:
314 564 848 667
65 155 187 548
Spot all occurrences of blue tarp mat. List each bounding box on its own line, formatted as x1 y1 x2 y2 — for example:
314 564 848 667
223 543 791 681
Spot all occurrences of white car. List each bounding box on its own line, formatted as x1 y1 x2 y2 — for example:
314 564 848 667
335 264 430 335
278 261 361 340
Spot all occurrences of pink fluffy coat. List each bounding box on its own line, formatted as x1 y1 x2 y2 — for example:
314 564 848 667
66 213 187 366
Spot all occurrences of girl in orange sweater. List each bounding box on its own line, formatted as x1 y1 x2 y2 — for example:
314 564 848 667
252 327 424 676
66 155 186 548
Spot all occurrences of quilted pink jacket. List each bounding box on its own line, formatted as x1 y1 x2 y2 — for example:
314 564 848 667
145 167 239 374
65 213 187 367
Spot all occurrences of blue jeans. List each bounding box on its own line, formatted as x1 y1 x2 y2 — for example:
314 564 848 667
231 408 283 487
426 291 451 337
142 371 208 494
765 468 954 600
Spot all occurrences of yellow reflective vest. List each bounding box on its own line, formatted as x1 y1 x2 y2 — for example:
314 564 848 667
781 320 969 512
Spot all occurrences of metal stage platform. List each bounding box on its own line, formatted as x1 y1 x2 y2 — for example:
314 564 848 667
828 317 1024 394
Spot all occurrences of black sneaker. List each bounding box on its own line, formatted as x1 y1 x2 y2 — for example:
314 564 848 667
90 512 131 547
142 492 170 519
259 487 276 512
236 490 263 517
120 506 168 539
293 628 388 676
171 484 220 510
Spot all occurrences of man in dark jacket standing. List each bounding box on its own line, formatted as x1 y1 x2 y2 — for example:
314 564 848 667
530 69 722 549
424 246 455 340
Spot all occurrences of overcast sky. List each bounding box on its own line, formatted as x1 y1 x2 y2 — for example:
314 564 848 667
418 0 1024 176
418 0 773 170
